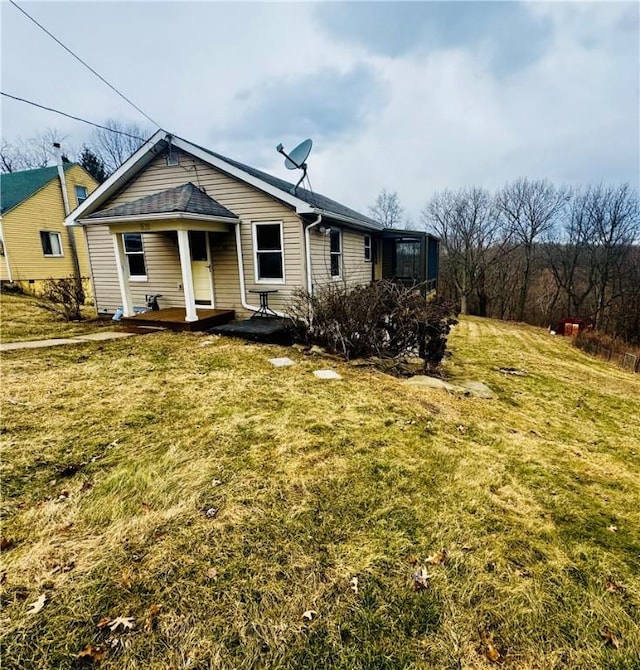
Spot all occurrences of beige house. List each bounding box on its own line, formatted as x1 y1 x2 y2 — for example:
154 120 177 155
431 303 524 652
67 131 438 325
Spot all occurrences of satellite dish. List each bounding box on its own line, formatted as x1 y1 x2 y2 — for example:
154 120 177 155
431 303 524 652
284 139 312 169
276 139 313 194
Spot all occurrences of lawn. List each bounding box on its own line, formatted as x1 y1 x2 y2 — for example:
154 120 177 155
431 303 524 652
0 291 106 343
1 306 639 669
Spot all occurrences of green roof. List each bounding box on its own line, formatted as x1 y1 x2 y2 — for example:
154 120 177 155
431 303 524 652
0 164 75 215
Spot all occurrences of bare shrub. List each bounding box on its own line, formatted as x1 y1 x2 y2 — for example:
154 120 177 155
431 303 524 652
37 277 85 321
289 280 458 372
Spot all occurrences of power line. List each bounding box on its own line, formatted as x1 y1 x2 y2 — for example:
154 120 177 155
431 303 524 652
1 92 148 141
8 0 161 128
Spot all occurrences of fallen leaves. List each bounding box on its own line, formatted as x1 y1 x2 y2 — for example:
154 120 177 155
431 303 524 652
413 566 431 591
106 616 135 632
484 638 501 662
26 593 47 614
425 549 449 566
76 644 106 663
302 610 317 621
600 629 621 649
349 576 358 595
0 537 15 552
206 567 218 581
607 525 618 533
144 604 162 632
605 578 624 593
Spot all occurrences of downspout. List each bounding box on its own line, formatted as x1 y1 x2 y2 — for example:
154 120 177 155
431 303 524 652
54 143 83 292
0 218 13 282
304 213 322 295
234 222 286 317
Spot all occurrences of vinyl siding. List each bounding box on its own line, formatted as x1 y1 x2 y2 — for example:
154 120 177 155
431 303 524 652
309 227 372 290
1 165 97 282
86 150 303 316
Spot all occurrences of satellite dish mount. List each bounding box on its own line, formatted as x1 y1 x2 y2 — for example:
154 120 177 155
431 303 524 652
276 139 313 195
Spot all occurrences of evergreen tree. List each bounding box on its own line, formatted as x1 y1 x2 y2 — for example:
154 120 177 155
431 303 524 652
79 146 108 183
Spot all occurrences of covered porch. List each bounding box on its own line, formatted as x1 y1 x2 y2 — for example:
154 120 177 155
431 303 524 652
83 182 240 323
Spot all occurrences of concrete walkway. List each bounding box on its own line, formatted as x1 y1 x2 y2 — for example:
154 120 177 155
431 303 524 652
0 331 135 352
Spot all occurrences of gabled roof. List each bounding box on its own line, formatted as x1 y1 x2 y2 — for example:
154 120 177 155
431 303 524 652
68 131 384 232
1 164 74 215
87 182 238 220
190 140 382 230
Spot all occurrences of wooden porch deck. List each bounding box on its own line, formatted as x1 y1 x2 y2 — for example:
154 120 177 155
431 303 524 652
121 308 235 332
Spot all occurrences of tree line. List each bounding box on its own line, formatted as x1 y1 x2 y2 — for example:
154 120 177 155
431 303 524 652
420 179 640 343
0 119 152 183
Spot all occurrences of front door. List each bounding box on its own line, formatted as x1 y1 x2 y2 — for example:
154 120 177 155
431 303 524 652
189 231 213 305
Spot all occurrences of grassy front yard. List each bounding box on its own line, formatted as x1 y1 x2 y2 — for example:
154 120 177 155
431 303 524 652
1 308 639 669
0 291 106 343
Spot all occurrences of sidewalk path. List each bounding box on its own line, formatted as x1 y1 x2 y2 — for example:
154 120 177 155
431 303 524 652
0 331 135 352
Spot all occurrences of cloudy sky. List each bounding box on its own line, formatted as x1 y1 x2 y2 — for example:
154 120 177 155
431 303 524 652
1 1 638 220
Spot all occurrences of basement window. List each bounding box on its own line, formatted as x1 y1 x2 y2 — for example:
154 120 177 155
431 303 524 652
40 231 63 257
123 233 147 280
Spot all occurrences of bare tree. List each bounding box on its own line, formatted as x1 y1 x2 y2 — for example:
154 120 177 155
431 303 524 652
88 119 152 175
423 186 502 315
584 183 639 330
368 189 404 228
0 128 68 172
496 178 568 321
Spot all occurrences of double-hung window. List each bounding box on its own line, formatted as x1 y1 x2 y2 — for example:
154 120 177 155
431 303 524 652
364 235 372 262
123 233 147 280
254 222 284 282
75 185 88 206
40 231 63 257
330 229 342 278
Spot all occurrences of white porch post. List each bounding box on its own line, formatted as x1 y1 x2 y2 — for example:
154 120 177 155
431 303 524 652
112 233 134 317
177 229 198 322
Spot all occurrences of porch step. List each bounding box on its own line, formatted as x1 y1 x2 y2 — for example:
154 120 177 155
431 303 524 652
121 308 235 332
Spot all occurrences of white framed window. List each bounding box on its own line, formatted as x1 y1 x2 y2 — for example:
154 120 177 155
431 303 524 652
253 222 285 283
40 231 63 257
364 235 372 262
74 185 88 206
330 229 342 278
123 233 147 280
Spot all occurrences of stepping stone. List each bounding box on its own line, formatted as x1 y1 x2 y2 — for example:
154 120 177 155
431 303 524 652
313 369 342 380
269 357 295 367
74 332 135 341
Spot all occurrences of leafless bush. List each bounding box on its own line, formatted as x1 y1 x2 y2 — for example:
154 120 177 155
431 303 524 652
38 277 85 321
289 281 458 372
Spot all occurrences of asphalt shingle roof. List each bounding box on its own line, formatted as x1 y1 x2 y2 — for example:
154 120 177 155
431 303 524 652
0 164 74 215
87 182 238 220
188 140 383 230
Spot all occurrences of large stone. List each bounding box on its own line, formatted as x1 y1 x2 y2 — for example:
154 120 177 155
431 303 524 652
313 369 342 380
403 376 457 391
458 380 495 399
269 357 295 367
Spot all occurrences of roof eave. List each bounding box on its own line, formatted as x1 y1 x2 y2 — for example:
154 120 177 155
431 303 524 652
310 209 384 232
79 211 239 226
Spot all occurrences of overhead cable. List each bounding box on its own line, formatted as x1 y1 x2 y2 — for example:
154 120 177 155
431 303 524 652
1 92 148 140
9 0 161 128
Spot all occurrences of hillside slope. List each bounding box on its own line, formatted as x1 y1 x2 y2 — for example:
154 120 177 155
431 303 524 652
1 314 639 669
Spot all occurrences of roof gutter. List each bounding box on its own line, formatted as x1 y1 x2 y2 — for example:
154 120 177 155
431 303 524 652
234 222 286 318
310 208 383 232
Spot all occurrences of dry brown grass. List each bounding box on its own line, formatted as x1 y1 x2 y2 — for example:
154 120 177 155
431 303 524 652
1 308 639 669
0 290 106 343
